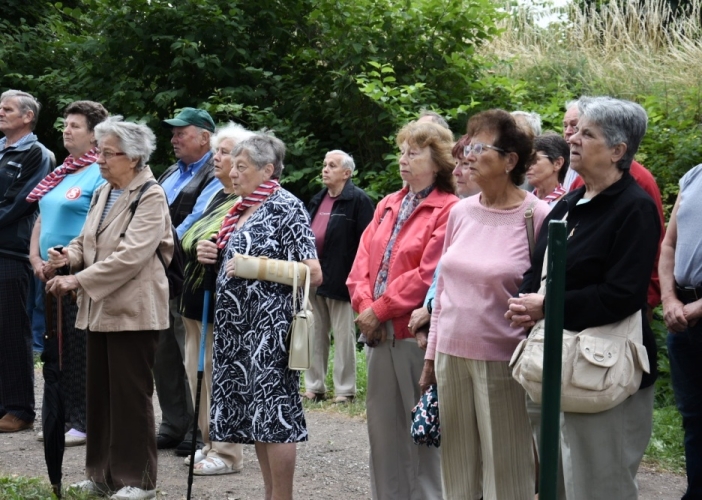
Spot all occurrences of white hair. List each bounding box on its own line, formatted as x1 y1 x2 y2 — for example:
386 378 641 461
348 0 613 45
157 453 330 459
325 149 356 173
94 116 156 171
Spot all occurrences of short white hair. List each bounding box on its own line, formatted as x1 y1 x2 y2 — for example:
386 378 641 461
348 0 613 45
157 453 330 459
511 110 542 136
212 122 256 150
94 116 156 171
325 149 355 173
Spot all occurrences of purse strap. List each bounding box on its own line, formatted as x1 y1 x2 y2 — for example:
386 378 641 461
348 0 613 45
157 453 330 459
290 262 311 314
524 200 537 259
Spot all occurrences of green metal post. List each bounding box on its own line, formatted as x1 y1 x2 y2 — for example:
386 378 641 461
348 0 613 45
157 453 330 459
539 220 568 500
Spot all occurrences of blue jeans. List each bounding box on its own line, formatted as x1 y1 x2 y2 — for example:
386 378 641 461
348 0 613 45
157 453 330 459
668 322 702 500
26 275 45 353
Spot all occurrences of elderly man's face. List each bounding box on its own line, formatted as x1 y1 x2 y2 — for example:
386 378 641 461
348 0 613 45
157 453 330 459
322 153 351 190
170 125 208 164
0 98 33 136
563 106 579 142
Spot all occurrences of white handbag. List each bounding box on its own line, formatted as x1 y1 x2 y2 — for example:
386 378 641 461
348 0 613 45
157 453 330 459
286 262 315 371
509 227 650 413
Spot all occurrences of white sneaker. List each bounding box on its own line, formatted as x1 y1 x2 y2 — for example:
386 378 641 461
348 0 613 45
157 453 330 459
65 430 87 447
36 430 44 442
110 486 156 499
69 479 111 495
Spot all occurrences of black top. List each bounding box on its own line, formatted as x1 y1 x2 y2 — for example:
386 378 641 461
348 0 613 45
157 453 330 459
307 180 375 302
158 157 215 228
520 171 661 389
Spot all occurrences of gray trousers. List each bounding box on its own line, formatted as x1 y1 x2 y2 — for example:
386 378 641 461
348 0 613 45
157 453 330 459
153 299 195 440
560 385 655 500
366 323 442 500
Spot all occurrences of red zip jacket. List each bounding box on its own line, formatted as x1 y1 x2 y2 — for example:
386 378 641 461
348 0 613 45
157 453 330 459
346 186 458 341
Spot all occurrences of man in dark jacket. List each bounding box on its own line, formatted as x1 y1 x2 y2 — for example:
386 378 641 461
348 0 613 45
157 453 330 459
0 90 53 432
154 108 218 455
304 150 374 403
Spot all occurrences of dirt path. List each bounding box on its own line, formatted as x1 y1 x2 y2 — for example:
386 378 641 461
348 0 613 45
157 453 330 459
0 369 688 499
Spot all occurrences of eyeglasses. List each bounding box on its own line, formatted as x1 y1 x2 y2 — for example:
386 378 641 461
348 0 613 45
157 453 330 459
96 149 127 160
464 143 506 157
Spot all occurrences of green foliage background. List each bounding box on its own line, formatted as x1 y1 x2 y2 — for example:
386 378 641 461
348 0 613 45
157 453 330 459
1 0 698 472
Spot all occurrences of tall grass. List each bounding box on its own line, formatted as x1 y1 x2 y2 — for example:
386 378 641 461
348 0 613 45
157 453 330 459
482 0 702 99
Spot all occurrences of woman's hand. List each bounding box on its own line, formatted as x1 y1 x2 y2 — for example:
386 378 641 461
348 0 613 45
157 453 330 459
225 255 237 278
29 255 47 282
365 327 387 347
419 360 436 393
408 306 430 335
355 307 381 335
415 328 429 350
47 247 69 270
42 263 57 281
197 239 219 265
663 297 688 332
45 275 80 297
506 293 545 329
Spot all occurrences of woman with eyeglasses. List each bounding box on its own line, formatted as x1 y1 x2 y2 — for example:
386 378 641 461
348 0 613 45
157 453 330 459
347 120 458 499
526 133 570 207
418 109 549 499
27 100 108 447
46 116 173 500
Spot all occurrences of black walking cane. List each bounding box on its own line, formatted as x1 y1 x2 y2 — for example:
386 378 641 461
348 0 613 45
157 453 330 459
186 259 217 500
42 245 70 498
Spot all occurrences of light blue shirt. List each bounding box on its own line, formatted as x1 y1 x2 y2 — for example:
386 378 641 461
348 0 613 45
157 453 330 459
38 163 105 259
424 263 441 308
159 151 218 238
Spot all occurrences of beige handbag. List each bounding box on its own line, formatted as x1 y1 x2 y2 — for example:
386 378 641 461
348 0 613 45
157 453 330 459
286 262 315 371
233 254 308 287
509 236 650 413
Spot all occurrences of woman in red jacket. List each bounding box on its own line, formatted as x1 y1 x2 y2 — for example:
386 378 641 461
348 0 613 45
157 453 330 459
347 120 458 499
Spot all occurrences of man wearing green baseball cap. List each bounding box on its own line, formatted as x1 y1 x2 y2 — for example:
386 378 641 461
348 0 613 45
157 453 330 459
162 107 216 133
154 107 220 456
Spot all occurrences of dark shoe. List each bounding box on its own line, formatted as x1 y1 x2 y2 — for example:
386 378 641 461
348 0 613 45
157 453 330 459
0 414 33 433
175 439 201 457
156 433 180 449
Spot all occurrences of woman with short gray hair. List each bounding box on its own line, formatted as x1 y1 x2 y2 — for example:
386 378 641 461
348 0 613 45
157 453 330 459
197 132 322 499
46 116 172 500
507 96 660 499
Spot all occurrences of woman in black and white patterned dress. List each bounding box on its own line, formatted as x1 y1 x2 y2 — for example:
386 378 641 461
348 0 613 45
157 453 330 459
197 134 321 500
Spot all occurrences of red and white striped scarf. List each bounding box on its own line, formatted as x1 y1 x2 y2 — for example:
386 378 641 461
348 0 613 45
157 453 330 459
215 179 281 249
26 148 99 202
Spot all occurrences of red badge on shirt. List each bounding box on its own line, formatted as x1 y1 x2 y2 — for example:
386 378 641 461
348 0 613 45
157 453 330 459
65 187 81 200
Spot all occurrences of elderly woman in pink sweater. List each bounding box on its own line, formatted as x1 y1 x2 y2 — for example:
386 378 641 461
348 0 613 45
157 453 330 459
419 109 549 500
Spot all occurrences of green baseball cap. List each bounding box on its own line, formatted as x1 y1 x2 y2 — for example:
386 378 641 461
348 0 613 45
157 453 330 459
162 107 215 133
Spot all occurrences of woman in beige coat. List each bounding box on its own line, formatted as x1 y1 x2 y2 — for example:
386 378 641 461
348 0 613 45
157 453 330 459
46 116 173 500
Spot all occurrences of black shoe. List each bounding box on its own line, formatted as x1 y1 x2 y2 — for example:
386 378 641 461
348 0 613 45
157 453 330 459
175 439 201 457
156 434 181 449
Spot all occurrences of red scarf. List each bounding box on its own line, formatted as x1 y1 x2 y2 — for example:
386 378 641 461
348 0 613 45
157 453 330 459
215 179 281 249
26 147 99 202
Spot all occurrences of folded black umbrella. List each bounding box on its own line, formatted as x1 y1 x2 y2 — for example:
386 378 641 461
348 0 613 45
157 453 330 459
42 291 65 498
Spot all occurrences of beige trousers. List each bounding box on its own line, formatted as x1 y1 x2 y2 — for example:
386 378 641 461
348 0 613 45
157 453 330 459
305 293 357 397
366 324 442 500
435 352 534 500
182 317 243 469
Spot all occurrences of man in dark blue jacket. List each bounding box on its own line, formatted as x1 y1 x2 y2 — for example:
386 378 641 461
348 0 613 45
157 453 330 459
0 90 53 432
304 150 374 403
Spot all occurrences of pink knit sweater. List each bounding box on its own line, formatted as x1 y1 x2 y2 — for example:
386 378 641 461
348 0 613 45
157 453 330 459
426 192 550 362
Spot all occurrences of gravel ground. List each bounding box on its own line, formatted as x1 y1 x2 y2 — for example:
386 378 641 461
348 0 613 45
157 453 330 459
0 368 687 499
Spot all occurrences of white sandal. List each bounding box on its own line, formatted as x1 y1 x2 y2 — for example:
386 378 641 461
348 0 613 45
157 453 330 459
193 457 239 476
183 449 206 466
